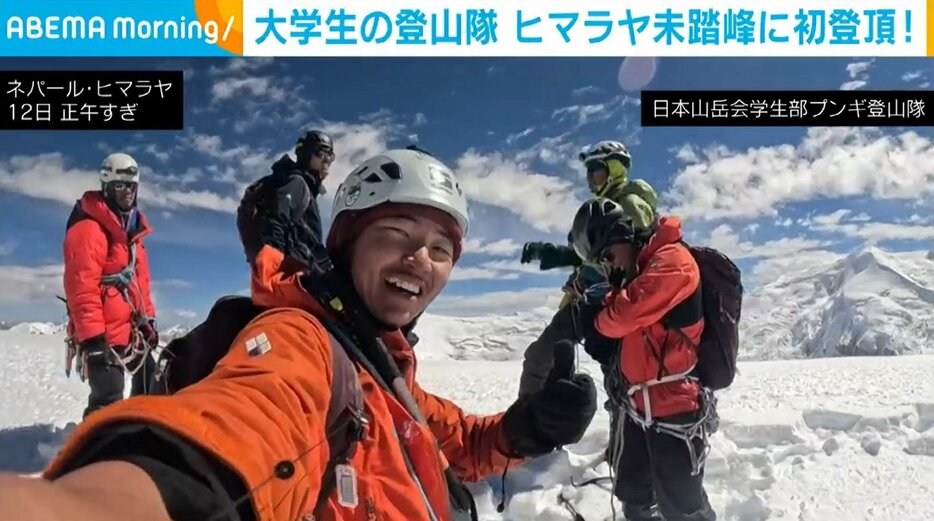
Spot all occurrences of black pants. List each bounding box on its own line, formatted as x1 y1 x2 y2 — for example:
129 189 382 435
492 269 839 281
612 411 716 521
83 347 156 419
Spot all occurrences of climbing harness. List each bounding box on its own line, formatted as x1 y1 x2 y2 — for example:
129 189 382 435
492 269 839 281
63 240 157 385
618 332 718 476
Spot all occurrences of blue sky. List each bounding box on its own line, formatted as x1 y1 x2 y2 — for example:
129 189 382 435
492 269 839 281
1 56 932 325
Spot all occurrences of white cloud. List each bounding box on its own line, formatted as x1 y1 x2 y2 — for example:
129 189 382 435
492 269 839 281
113 142 172 163
552 103 608 127
154 279 194 289
413 113 428 126
204 59 312 133
810 218 934 244
453 149 582 233
751 249 843 285
208 57 276 76
705 224 832 260
514 131 580 169
449 266 519 281
846 59 873 78
0 263 64 305
430 286 562 316
571 85 602 98
0 153 98 206
840 80 867 91
449 257 568 281
666 127 934 220
318 115 405 195
505 127 536 146
840 59 873 90
463 238 523 256
811 209 851 226
0 241 16 256
0 152 243 214
550 95 638 130
901 70 925 82
212 77 289 103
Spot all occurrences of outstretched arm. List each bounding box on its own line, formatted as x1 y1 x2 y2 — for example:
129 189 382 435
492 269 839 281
3 309 336 521
0 461 170 521
410 381 516 482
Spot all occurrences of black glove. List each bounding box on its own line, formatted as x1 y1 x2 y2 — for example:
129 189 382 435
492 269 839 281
143 319 159 347
572 297 602 339
572 298 620 365
502 340 597 458
78 335 112 367
521 242 582 270
583 330 619 366
520 241 546 264
538 245 582 270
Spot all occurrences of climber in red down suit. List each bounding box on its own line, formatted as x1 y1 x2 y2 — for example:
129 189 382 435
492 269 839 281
63 152 158 419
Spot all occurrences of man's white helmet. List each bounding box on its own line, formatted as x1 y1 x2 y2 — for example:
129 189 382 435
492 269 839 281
100 153 140 184
578 140 632 167
331 148 469 235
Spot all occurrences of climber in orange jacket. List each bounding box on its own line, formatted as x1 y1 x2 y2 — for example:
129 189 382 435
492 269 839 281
63 152 158 418
0 148 598 521
569 198 716 521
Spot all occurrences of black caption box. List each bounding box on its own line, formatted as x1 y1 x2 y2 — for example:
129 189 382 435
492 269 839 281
641 90 933 127
1 70 184 130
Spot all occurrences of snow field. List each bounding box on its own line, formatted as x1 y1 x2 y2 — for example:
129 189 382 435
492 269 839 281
1 328 933 520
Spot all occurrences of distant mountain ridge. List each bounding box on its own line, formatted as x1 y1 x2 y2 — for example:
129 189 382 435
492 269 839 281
741 245 934 359
4 245 934 362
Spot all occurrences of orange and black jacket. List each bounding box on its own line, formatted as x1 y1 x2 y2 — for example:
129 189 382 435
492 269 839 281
595 216 704 418
45 246 519 521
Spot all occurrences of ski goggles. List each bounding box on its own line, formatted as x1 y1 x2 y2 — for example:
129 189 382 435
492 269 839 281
315 148 335 162
584 159 607 174
110 181 138 191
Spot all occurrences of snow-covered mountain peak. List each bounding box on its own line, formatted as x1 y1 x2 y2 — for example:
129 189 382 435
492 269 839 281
7 322 65 336
743 246 934 360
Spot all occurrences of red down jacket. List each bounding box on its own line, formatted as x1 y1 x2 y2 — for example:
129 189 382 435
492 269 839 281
62 190 155 348
594 216 704 419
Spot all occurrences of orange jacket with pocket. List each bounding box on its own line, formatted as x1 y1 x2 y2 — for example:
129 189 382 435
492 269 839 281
62 190 155 347
594 216 704 419
45 246 518 521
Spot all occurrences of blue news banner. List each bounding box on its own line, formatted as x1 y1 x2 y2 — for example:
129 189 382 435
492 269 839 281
1 70 184 130
641 90 933 127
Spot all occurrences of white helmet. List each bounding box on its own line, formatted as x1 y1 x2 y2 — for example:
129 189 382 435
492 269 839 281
331 148 469 235
100 153 139 184
579 140 632 168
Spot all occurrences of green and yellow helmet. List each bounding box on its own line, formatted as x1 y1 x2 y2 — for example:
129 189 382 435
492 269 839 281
579 140 632 195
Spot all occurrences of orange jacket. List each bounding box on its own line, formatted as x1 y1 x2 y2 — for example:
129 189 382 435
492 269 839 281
595 216 703 419
46 247 517 521
62 190 155 347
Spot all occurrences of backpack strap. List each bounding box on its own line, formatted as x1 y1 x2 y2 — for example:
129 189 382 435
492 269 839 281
312 332 367 515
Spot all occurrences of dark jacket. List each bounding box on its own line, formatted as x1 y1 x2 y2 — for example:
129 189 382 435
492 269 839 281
238 155 324 267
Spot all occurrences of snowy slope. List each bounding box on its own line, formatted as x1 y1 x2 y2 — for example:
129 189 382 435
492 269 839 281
413 306 556 361
2 324 934 521
742 246 934 360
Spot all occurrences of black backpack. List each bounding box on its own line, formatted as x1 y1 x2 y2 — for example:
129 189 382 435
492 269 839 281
236 174 311 265
663 245 744 390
